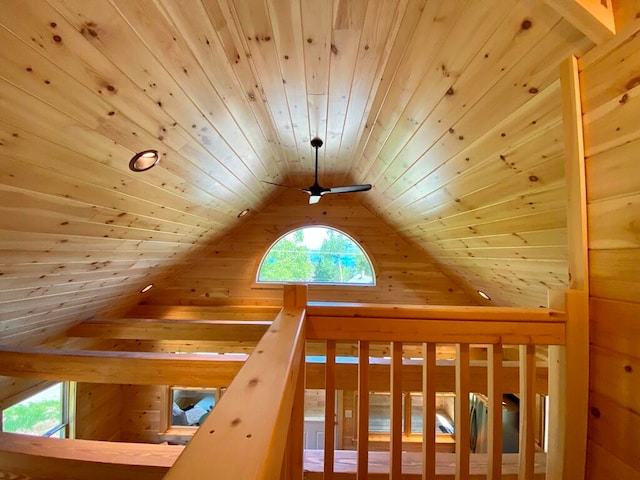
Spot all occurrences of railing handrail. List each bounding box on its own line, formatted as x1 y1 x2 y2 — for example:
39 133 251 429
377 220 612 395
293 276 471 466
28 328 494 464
164 287 306 479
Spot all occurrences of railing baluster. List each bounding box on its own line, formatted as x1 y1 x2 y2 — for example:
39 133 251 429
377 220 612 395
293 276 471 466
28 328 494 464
357 341 369 480
324 340 336 479
488 344 503 480
455 344 470 480
390 342 403 479
519 344 536 479
422 343 436 480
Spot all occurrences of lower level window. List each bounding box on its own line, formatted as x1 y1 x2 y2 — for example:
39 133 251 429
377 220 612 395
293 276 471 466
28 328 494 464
1 382 72 437
170 387 224 428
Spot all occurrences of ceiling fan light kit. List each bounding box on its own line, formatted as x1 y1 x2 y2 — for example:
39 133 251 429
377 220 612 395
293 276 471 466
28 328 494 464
263 137 372 204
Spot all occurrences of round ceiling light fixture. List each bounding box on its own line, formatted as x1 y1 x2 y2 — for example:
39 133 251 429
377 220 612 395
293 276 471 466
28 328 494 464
140 283 154 293
477 290 491 300
129 150 160 172
237 208 250 218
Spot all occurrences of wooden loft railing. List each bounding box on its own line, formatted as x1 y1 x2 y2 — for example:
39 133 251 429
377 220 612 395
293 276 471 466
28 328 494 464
0 285 587 480
162 285 583 480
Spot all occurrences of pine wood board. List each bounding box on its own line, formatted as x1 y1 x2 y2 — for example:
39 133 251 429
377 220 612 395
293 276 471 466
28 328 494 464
588 390 640 472
589 297 640 358
585 137 640 202
587 440 640 480
589 249 640 303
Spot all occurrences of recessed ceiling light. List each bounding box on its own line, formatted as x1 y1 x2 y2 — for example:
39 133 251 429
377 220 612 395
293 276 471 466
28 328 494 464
477 290 491 300
237 208 250 218
140 283 154 293
129 150 160 172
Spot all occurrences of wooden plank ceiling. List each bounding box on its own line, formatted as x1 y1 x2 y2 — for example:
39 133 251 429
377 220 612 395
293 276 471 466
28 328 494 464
0 0 594 345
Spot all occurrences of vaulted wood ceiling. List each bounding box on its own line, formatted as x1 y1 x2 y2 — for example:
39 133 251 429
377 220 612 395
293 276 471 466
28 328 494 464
0 0 596 345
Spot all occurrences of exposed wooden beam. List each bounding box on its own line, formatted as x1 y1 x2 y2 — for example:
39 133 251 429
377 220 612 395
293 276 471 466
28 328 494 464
125 305 281 321
0 432 179 480
545 0 615 44
0 347 244 387
67 319 271 342
0 348 548 394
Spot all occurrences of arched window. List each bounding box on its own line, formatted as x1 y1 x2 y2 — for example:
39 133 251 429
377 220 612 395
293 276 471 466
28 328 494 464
257 226 375 285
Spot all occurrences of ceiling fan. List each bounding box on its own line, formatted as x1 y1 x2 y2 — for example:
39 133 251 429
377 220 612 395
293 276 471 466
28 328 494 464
263 137 372 204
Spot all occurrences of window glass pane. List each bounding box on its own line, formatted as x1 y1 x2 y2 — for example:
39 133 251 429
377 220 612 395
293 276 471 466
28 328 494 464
2 383 63 436
257 227 374 285
171 388 217 427
369 393 398 433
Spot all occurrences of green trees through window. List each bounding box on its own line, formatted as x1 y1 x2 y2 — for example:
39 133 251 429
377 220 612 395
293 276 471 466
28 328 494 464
257 227 374 285
2 383 67 437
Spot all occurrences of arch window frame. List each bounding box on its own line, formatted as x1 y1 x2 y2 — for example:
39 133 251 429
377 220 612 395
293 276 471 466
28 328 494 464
255 225 376 286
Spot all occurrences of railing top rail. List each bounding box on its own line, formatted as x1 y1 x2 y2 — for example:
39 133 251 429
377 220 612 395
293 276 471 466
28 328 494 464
307 302 567 323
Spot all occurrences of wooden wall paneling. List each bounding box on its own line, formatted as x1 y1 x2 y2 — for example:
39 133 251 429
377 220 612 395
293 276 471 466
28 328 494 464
0 293 142 347
590 249 640 303
579 24 640 480
590 345 639 416
140 191 475 307
75 383 122 441
586 440 640 480
120 385 166 444
589 298 640 359
588 391 640 472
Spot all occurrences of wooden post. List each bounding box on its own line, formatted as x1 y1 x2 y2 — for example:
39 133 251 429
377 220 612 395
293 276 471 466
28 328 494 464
487 344 503 480
546 52 590 480
324 340 336 479
422 343 436 480
390 342 403 480
357 341 369 480
455 344 470 480
518 345 536 480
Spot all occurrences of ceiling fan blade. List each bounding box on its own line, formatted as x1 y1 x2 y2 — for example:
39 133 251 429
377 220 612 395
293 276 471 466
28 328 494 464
261 180 306 192
309 194 321 205
326 184 372 194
